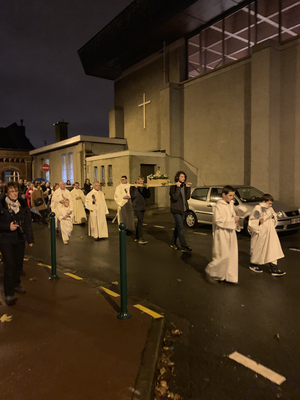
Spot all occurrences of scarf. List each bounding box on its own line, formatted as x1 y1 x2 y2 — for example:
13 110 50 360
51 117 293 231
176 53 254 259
5 196 20 214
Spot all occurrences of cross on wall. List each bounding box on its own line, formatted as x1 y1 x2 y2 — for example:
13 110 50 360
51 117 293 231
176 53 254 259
138 93 151 129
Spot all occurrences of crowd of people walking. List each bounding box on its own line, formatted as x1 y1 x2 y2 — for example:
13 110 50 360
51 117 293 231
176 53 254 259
0 171 286 306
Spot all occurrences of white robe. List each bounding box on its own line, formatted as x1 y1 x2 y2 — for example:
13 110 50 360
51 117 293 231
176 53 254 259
51 188 73 214
70 188 87 224
114 183 135 231
205 200 240 283
85 189 108 238
57 206 73 243
248 203 284 265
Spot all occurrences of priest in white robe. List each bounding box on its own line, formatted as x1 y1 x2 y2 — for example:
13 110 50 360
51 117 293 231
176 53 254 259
205 186 240 284
114 175 135 232
248 194 285 276
70 182 87 224
57 199 73 244
51 181 73 229
85 182 108 240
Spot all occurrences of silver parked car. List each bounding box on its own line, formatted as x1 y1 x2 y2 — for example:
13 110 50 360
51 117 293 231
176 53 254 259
186 185 300 232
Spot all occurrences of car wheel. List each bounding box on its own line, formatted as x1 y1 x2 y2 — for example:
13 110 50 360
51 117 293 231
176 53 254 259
185 211 198 228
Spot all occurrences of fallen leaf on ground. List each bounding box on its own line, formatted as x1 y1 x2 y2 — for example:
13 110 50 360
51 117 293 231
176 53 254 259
177 279 182 282
274 333 280 340
0 314 13 322
174 395 181 400
29 277 37 281
111 281 119 285
171 329 182 337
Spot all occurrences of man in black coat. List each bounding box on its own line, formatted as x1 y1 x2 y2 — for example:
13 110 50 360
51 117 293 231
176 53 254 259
130 176 150 244
0 181 34 305
169 171 192 253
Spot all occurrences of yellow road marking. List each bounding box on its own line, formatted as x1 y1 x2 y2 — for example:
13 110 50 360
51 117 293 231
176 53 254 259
64 273 83 280
23 258 29 261
38 263 51 269
100 287 120 297
134 304 163 319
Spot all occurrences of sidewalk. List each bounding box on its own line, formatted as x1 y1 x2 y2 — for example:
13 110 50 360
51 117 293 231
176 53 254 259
0 260 156 400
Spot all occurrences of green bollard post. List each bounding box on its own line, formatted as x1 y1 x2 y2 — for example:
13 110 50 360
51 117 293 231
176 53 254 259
49 212 59 280
117 222 131 320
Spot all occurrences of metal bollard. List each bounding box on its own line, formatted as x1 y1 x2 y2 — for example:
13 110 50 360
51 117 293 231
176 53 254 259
117 222 131 320
49 212 59 280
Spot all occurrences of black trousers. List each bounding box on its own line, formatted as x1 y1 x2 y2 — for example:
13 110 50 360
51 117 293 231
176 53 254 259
0 242 25 296
134 210 145 239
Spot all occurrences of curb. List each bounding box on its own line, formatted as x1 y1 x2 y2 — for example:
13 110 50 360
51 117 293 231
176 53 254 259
132 317 166 400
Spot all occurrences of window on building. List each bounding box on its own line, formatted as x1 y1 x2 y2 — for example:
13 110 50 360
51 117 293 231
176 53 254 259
68 152 74 183
45 158 50 182
187 0 300 79
62 153 67 182
108 165 113 185
4 170 19 182
101 165 105 185
93 166 98 183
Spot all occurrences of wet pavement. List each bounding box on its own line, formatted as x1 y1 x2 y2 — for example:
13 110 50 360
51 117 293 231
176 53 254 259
8 214 300 399
0 260 152 400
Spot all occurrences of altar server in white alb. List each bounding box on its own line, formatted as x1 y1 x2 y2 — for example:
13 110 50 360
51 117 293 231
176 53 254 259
114 175 135 232
85 182 108 240
57 199 73 244
205 185 240 284
70 182 86 224
51 181 73 229
248 193 286 276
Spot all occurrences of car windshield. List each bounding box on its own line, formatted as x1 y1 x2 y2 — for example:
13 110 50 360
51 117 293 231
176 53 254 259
235 186 264 203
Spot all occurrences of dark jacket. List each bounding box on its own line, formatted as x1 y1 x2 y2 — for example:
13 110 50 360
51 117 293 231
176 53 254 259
130 186 151 211
0 196 34 245
169 184 191 214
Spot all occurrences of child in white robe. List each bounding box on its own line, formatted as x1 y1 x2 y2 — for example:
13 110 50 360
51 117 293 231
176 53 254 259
57 199 73 244
248 193 286 276
205 186 240 284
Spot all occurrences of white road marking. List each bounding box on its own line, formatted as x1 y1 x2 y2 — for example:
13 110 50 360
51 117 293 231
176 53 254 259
228 351 286 385
154 225 165 229
193 232 207 236
289 247 300 252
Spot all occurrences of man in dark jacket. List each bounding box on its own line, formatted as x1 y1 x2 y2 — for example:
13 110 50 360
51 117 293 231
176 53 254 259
130 176 150 244
0 181 34 305
170 171 192 253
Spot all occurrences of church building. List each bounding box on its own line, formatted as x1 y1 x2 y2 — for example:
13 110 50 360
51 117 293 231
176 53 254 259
78 0 300 208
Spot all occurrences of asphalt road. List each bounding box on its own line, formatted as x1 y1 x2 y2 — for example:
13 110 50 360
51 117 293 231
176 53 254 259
26 214 300 400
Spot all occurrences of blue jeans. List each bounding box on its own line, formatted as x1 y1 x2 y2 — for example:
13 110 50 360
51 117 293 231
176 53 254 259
171 213 186 247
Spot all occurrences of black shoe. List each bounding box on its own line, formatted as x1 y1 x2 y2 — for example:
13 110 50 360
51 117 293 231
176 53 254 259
94 237 100 241
181 246 192 253
170 244 179 250
14 286 26 294
5 295 17 306
271 270 286 277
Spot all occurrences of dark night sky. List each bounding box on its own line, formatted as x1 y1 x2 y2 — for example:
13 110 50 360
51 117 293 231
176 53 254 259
0 0 132 149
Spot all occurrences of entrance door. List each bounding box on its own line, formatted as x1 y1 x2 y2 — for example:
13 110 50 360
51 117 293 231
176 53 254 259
140 164 155 206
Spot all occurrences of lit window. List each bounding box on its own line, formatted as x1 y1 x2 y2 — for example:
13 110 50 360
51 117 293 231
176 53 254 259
94 166 98 182
108 165 113 183
62 154 67 182
68 152 74 183
101 165 105 184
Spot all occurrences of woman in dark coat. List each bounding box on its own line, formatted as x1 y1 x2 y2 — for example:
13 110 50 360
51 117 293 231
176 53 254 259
83 178 92 195
169 171 192 253
31 182 48 224
0 181 34 305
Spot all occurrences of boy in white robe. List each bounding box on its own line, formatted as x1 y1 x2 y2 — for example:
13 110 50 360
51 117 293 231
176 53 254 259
114 175 135 232
57 199 73 244
205 186 240 284
71 182 86 224
51 182 73 230
248 193 286 276
85 182 108 240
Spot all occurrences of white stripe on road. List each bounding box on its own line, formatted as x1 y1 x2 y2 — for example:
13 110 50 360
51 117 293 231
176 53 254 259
228 351 286 385
154 225 165 229
193 232 207 236
289 247 300 252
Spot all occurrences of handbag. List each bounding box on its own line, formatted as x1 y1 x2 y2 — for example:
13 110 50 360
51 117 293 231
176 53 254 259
34 198 43 207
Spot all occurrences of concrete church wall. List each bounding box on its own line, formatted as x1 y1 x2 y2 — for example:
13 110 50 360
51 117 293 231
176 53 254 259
183 61 249 187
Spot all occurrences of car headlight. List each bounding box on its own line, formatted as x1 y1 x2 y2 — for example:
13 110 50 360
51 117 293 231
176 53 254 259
277 211 284 218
